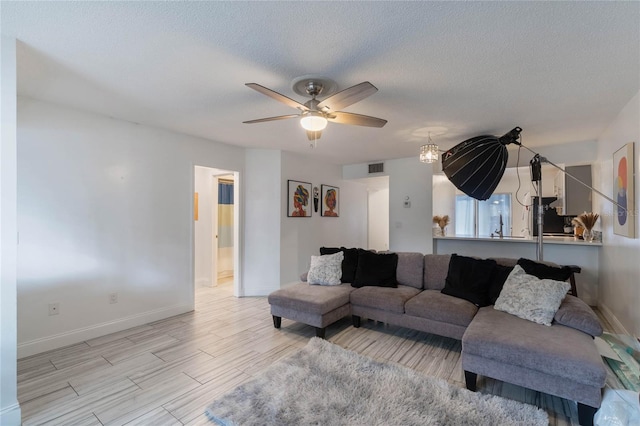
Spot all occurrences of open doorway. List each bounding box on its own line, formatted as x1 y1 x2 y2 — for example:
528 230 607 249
351 176 389 251
215 174 235 287
366 176 390 251
194 166 239 299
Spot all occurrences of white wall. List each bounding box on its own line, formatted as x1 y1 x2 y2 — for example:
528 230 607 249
242 149 282 296
16 98 245 357
344 158 434 254
594 90 640 336
1 36 21 426
507 139 598 168
280 151 368 285
194 166 215 287
368 187 389 251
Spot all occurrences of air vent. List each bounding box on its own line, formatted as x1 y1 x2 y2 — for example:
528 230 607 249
368 163 384 174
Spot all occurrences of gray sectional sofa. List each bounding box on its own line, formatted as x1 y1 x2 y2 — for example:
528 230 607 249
268 252 607 426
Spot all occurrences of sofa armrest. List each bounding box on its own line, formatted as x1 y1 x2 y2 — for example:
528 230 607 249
553 295 603 337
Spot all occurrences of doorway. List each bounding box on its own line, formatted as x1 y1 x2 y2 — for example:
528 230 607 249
366 176 390 251
194 166 239 297
215 174 235 286
351 175 389 251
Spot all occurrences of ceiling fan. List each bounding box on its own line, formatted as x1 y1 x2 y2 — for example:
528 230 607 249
243 76 387 141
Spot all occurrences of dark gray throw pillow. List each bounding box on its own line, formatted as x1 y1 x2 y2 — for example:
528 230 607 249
352 250 398 288
517 258 573 282
441 254 497 307
488 264 514 305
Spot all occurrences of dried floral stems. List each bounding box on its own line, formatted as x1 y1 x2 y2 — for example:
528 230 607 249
572 212 599 231
433 215 450 229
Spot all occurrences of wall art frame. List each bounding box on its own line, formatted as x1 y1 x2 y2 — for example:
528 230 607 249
613 142 635 238
287 180 312 217
321 184 340 217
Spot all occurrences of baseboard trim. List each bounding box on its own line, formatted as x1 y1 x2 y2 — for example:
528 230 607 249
195 278 210 287
218 270 233 279
17 303 193 359
598 302 631 335
0 402 21 426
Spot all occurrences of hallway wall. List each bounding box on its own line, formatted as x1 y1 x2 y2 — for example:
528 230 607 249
16 98 245 357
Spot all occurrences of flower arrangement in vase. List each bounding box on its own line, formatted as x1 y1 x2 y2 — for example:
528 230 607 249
572 212 599 242
433 215 450 236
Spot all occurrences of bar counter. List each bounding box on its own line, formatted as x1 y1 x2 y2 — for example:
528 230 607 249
433 235 601 305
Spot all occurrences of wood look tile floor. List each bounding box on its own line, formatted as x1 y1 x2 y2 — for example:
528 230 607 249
18 282 615 425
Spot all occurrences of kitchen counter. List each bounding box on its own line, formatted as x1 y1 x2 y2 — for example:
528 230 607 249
433 235 601 305
434 235 602 246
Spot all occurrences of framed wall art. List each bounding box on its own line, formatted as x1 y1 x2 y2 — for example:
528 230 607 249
321 185 340 217
613 142 635 238
287 180 312 217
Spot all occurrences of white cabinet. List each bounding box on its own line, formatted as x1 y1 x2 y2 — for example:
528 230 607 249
553 165 592 216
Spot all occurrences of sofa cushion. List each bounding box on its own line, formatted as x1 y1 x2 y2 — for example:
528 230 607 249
554 295 603 337
350 285 420 314
352 251 398 288
441 254 497 307
423 254 451 290
268 283 354 315
320 247 359 283
494 265 570 326
405 289 479 327
396 252 425 289
463 307 607 387
517 257 573 282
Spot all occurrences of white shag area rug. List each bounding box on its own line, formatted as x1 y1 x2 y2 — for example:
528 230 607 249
205 337 548 425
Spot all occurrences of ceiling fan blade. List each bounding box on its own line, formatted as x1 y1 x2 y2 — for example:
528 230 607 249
327 111 387 128
245 83 308 111
243 114 299 124
306 130 322 141
316 81 378 112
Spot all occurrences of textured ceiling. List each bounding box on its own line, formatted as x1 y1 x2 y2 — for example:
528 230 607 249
3 1 639 165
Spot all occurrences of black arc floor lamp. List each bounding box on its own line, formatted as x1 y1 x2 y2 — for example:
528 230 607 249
442 127 626 261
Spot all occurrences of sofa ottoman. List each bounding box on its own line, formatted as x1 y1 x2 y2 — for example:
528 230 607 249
462 306 607 425
268 283 355 338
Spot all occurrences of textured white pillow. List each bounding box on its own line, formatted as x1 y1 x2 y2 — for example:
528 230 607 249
307 251 344 286
494 265 570 326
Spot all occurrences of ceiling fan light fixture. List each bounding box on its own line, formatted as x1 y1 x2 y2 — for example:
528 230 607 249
300 112 328 131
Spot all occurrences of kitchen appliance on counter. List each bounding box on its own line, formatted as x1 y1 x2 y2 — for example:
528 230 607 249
532 196 567 236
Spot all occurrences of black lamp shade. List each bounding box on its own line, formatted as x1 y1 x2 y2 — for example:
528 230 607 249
442 127 521 201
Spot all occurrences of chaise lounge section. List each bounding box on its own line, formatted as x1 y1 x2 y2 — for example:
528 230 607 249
268 282 355 339
463 305 606 425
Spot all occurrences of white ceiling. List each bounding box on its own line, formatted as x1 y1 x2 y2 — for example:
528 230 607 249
3 1 639 165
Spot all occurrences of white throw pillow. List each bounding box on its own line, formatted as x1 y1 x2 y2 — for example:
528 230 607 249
307 252 344 286
494 265 570 326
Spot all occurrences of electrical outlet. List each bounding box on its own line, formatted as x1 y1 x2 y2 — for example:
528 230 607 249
109 293 118 304
48 303 60 316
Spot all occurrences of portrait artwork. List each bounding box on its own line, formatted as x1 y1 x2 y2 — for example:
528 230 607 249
321 185 340 217
287 180 312 217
